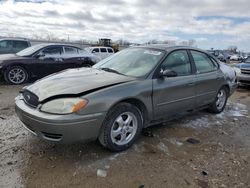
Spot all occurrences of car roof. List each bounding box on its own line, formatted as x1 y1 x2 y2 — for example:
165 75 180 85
136 44 208 53
0 38 30 42
88 46 112 49
32 43 81 49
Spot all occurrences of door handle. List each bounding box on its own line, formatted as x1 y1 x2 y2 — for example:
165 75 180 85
55 58 63 62
187 82 195 86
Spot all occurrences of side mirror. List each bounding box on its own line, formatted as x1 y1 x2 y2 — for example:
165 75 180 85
35 52 45 58
159 69 177 78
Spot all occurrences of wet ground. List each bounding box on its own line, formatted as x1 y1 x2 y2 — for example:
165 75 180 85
0 84 250 188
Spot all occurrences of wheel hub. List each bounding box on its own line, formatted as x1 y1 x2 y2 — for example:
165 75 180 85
111 112 138 146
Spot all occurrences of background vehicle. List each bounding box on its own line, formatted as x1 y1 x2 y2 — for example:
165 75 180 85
217 53 227 62
230 54 240 61
98 38 119 53
0 43 100 84
85 46 114 60
234 56 250 85
0 38 31 54
15 45 237 151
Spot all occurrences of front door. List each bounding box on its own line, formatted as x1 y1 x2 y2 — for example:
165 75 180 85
40 46 64 76
152 50 196 120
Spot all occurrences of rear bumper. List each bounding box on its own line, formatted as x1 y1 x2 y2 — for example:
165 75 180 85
15 98 106 143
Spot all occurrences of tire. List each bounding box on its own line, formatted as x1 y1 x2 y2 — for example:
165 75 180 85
4 66 28 85
98 102 143 152
208 86 229 114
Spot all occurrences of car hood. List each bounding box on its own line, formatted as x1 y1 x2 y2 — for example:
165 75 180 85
0 54 27 62
25 68 135 102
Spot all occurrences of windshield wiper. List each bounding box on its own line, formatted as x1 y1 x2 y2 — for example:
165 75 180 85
100 67 124 75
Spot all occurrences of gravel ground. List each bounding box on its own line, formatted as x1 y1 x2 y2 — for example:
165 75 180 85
0 83 250 188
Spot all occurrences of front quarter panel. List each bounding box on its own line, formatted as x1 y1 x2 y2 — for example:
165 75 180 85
77 79 153 122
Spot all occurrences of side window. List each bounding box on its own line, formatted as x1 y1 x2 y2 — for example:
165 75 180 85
100 48 107 53
42 46 63 56
107 48 113 53
92 48 99 53
191 51 217 74
13 41 29 49
0 40 12 48
64 47 78 54
246 57 250 63
161 50 191 76
210 57 219 69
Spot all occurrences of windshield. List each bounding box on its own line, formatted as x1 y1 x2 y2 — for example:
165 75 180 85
245 57 250 63
93 48 165 77
16 44 47 56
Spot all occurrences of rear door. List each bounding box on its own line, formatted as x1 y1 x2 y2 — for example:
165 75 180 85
152 50 196 120
36 46 64 76
63 46 83 68
0 40 13 54
189 50 223 107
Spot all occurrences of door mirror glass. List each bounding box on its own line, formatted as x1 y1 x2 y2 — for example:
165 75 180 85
160 69 177 78
35 51 45 58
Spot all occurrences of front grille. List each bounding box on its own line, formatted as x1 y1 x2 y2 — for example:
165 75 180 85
23 90 39 108
241 69 250 75
239 80 250 84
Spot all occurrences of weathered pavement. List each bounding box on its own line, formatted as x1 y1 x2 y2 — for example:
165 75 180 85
0 84 249 188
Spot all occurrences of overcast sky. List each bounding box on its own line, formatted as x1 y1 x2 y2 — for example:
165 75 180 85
1 0 250 51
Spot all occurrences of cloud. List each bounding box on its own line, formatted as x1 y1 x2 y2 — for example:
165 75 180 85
0 0 250 50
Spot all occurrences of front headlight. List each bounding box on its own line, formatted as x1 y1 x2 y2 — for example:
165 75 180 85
233 67 241 76
40 98 88 114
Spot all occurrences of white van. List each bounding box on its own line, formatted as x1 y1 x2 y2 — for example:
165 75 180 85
85 46 114 60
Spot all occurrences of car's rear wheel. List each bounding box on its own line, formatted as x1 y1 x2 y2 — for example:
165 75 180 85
208 86 228 113
4 66 28 85
98 103 143 151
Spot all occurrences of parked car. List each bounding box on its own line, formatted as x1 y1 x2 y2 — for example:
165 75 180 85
234 56 250 85
217 53 227 62
85 46 114 60
0 43 101 84
15 45 237 151
0 38 31 54
230 54 240 61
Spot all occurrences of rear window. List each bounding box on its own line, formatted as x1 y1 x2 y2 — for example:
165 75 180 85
100 48 107 53
13 41 29 49
107 48 113 53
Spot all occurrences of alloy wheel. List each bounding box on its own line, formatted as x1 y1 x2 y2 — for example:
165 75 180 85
111 112 138 146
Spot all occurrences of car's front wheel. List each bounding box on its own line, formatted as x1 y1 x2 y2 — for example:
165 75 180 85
209 86 228 113
99 103 143 151
4 66 28 85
